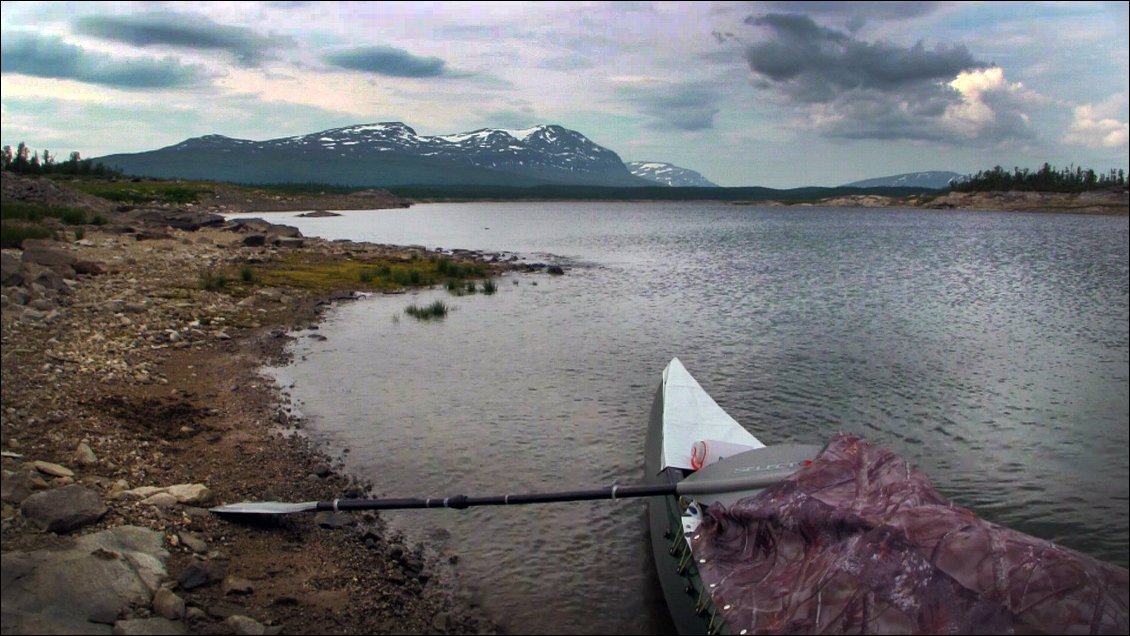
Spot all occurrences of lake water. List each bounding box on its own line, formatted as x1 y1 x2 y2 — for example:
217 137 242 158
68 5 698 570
233 202 1129 634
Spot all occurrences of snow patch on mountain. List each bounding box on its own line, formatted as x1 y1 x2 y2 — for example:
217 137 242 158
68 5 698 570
626 161 718 187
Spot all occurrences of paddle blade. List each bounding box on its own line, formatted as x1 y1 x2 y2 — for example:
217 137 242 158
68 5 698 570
210 501 319 515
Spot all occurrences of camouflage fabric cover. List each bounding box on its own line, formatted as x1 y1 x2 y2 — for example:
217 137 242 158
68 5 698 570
690 433 1129 634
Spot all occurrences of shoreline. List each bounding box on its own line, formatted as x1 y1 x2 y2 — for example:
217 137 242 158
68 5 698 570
1 197 511 633
2 173 1126 633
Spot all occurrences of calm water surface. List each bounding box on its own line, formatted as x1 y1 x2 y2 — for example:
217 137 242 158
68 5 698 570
237 202 1129 634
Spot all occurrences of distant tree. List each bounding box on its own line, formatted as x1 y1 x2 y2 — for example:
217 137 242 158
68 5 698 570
14 142 30 172
1 146 11 171
952 162 1126 193
2 141 122 177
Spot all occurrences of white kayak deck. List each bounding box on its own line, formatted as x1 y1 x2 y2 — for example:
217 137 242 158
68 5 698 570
660 357 764 471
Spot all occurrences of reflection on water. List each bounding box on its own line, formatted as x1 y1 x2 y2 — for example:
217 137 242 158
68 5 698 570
260 203 1129 634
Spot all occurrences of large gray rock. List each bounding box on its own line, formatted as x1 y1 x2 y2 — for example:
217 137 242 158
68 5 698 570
20 239 77 276
21 484 107 533
1 469 35 505
122 208 225 231
1 250 23 287
1 526 168 634
111 617 186 635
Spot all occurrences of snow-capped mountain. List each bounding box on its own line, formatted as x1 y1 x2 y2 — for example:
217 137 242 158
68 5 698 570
626 161 718 187
840 171 962 190
99 123 650 188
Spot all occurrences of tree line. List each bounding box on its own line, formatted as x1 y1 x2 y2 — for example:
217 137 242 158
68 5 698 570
951 163 1126 193
1 142 121 177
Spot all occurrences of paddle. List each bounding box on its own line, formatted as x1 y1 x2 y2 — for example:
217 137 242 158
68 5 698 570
209 473 794 517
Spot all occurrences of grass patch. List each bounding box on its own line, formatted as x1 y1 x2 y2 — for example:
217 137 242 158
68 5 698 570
199 270 229 291
0 221 53 248
254 253 490 292
481 279 497 295
404 300 449 321
1 201 92 225
67 180 208 205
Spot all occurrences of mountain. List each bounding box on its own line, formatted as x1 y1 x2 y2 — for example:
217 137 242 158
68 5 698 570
626 162 718 187
840 171 962 190
96 123 651 188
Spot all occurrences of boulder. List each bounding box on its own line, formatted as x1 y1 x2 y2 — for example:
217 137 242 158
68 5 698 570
21 484 107 533
0 526 167 633
1 250 23 286
20 239 77 276
111 617 187 635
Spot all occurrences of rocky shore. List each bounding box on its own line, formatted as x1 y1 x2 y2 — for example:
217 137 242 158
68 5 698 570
1 174 507 634
809 187 1129 214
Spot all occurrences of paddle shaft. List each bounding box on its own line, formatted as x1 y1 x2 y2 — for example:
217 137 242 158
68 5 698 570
313 472 787 512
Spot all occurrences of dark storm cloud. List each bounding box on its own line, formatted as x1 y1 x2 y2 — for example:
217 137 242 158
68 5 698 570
739 13 1035 144
75 12 291 66
1 32 207 89
744 13 984 102
325 46 448 78
623 83 720 131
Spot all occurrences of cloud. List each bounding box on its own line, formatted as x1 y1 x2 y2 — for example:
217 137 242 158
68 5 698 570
75 12 291 66
1 32 208 89
1063 98 1129 149
324 46 448 78
742 13 1038 144
761 2 945 29
619 82 721 131
744 13 982 102
942 67 1041 141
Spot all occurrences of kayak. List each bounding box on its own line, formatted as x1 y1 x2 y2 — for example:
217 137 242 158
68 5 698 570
644 357 1128 635
645 357 821 634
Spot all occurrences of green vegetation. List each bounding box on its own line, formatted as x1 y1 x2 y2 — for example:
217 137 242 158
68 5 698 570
404 300 449 321
68 181 206 204
481 279 497 295
246 253 494 293
952 164 1126 193
0 202 107 248
0 223 53 249
198 270 229 291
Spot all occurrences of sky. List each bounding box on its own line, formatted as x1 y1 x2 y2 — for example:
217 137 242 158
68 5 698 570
1 1 1127 188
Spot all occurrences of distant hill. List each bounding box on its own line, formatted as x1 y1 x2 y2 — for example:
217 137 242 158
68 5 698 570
625 162 719 187
96 123 652 188
841 171 962 190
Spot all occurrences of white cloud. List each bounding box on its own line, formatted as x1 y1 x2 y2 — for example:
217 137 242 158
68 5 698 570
1063 98 1129 149
942 67 1041 139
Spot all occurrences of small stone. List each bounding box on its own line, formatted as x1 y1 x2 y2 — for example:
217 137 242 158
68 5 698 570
224 615 266 636
32 460 74 478
166 483 211 505
222 575 254 596
141 492 179 508
177 560 228 590
314 511 355 529
152 588 186 620
432 611 453 633
74 442 98 466
178 531 208 553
